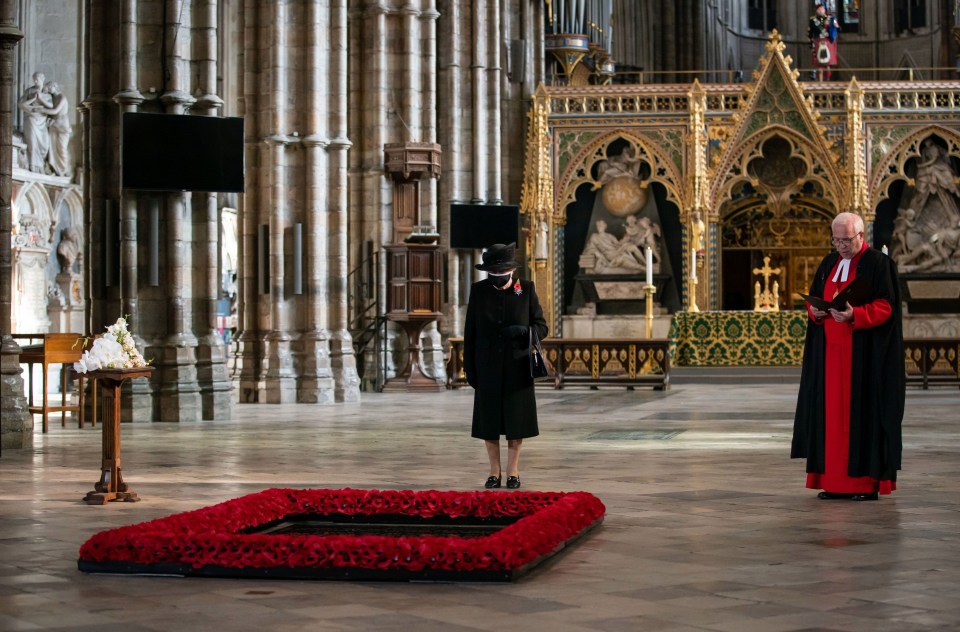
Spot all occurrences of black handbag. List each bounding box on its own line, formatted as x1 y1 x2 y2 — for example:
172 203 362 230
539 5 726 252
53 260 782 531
529 328 551 381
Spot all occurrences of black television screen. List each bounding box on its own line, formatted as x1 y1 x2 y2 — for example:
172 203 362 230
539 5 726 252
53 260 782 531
449 204 520 249
121 112 244 192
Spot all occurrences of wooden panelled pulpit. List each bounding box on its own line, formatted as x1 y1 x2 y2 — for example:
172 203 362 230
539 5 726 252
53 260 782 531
382 243 445 391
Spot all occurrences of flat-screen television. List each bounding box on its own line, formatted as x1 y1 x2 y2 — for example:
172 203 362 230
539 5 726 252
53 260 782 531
449 203 520 249
121 112 244 192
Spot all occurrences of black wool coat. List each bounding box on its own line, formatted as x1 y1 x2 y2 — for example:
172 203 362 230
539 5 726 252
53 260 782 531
463 277 549 440
791 247 905 481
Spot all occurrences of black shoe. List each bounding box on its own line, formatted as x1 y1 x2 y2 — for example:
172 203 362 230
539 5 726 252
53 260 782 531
484 475 501 489
851 492 879 501
506 476 521 489
818 491 853 500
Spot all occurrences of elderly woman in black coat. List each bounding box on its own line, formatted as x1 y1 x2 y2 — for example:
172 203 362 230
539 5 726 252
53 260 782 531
464 243 548 489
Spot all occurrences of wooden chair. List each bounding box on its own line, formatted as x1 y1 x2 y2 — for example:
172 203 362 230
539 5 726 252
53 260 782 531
15 333 90 433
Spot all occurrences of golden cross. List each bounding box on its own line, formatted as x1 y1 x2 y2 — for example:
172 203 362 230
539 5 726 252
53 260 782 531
752 256 782 289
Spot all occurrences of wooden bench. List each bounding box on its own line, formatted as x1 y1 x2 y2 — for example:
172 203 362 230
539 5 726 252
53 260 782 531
448 337 671 390
14 333 91 433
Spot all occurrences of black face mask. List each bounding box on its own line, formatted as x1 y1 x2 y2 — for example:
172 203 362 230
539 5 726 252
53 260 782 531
488 272 512 280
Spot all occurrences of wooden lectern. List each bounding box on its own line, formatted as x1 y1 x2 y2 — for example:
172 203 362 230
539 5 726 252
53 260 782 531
382 244 445 391
82 367 154 505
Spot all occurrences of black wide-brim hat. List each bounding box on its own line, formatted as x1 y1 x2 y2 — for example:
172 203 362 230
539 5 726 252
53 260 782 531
475 242 519 273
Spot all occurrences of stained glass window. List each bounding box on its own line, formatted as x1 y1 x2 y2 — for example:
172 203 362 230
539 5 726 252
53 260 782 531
843 0 860 24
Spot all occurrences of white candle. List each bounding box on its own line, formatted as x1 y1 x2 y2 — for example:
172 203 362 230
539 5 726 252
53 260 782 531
645 247 653 286
691 249 697 280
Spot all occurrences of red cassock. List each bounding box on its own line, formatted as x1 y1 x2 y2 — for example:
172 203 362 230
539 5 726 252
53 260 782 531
805 244 896 495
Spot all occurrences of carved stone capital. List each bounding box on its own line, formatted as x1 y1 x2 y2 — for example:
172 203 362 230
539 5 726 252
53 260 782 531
159 90 197 108
81 93 113 110
327 136 353 151
193 93 224 111
113 89 145 106
300 134 329 148
263 133 297 146
0 25 25 47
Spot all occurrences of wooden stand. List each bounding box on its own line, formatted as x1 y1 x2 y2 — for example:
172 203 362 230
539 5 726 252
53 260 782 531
13 333 89 432
82 367 154 505
382 317 445 392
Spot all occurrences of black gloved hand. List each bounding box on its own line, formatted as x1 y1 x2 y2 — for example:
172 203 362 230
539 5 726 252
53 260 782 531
500 325 528 340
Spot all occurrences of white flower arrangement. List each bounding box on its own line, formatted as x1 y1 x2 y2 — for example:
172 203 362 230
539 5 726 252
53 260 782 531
74 317 149 374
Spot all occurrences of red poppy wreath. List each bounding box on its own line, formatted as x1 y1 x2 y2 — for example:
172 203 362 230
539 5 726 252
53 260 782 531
78 488 605 581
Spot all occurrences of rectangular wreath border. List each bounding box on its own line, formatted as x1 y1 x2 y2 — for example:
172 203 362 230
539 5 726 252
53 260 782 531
78 488 606 582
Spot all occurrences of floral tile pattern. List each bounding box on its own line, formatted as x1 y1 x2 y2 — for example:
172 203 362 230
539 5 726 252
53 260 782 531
670 310 807 366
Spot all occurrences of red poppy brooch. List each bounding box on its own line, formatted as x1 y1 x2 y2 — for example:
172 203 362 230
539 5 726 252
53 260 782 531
513 281 523 295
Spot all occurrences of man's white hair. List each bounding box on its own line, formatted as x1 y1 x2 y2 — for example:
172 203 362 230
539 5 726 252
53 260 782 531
832 212 864 234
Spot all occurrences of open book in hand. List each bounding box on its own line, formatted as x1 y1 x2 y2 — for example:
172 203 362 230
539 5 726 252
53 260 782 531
799 275 873 312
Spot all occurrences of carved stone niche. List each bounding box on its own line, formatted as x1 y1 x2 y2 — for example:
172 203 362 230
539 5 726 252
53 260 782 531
383 142 442 244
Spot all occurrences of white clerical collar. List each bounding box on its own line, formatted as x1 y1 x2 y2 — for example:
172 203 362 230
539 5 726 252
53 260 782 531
832 257 851 283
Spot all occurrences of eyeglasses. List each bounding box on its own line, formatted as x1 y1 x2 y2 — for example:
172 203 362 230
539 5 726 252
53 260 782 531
831 233 861 247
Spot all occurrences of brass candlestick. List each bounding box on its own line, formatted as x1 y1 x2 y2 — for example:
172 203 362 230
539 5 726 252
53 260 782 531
688 277 700 312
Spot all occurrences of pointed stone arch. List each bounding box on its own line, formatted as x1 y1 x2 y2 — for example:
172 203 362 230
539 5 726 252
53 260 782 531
13 181 56 244
708 31 844 214
713 126 843 217
868 125 960 212
554 130 685 222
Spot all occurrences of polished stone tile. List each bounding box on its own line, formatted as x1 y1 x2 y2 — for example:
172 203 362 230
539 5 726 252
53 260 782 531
0 383 958 631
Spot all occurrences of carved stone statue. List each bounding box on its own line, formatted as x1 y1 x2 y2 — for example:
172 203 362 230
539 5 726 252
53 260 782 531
41 81 72 177
594 145 642 187
911 138 960 229
18 72 52 173
580 219 646 273
892 139 960 273
56 226 82 274
691 211 705 255
534 218 549 260
624 215 662 263
897 223 960 273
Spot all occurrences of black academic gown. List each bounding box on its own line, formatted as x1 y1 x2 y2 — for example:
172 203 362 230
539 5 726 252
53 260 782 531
791 247 905 481
463 277 548 440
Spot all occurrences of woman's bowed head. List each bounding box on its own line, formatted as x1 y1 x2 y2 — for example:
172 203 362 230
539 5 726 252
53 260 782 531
475 242 519 274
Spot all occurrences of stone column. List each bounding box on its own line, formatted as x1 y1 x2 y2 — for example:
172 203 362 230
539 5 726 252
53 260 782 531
84 4 120 339
260 0 297 404
0 4 28 451
300 0 335 404
439 0 464 336
357 2 393 384
194 0 232 419
115 0 153 422
330 0 360 402
157 0 201 422
418 0 445 382
486 0 502 203
471 0 488 202
236 0 264 403
662 0 676 81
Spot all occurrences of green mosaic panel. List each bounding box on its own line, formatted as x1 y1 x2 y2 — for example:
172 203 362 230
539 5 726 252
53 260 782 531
557 130 600 176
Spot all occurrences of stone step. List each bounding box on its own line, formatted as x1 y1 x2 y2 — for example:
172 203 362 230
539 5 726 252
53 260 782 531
670 366 801 384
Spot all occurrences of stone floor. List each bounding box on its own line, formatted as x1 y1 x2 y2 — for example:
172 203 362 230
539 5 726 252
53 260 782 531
1 379 958 631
